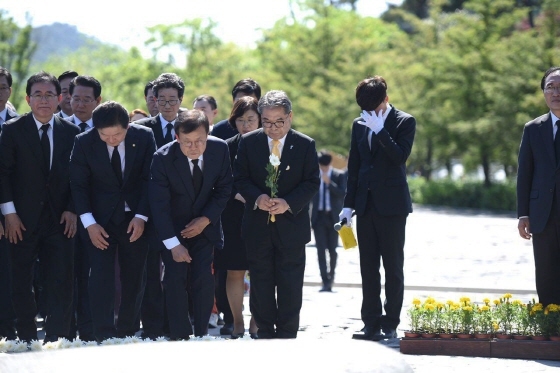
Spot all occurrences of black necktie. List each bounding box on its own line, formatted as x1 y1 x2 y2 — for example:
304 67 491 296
555 120 560 166
79 122 88 133
111 146 123 185
192 159 203 197
164 122 173 143
40 124 50 173
322 181 328 211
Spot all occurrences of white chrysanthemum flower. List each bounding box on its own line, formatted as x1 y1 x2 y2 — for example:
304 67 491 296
111 338 124 345
3 339 17 352
155 336 167 342
101 338 115 346
13 341 29 353
269 154 281 167
43 342 59 350
71 340 84 348
59 338 74 349
29 340 44 351
0 338 9 353
130 336 143 344
84 341 98 347
122 337 134 344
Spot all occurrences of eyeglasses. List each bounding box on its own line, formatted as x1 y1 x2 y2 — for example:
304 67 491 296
72 97 96 104
262 113 291 128
157 99 179 106
544 86 560 94
0 87 10 94
30 93 58 101
235 117 259 127
180 139 206 148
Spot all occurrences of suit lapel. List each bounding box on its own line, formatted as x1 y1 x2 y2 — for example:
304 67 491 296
538 114 555 166
172 144 196 201
123 129 138 184
152 117 165 147
277 130 296 180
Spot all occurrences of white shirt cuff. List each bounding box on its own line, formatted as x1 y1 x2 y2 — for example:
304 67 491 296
163 236 181 250
135 214 148 222
80 213 97 229
0 202 16 216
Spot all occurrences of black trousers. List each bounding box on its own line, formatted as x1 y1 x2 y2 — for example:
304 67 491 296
161 236 214 338
313 211 338 285
247 224 305 339
215 269 233 324
69 228 93 340
0 233 16 339
356 191 407 331
139 246 165 337
532 207 560 307
87 212 148 341
8 206 74 341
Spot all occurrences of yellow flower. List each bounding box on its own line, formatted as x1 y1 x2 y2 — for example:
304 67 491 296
462 306 473 312
436 302 445 310
548 304 560 312
481 305 490 312
446 300 454 305
459 296 471 303
412 298 421 306
483 298 490 305
492 322 499 331
503 293 513 299
532 303 543 312
493 299 500 305
424 304 436 311
512 299 522 306
425 297 436 304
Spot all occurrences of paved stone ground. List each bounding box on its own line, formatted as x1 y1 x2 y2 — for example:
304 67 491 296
2 205 560 372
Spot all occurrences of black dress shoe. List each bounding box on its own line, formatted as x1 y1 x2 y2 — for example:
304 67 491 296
382 328 398 339
256 330 276 339
230 332 244 339
43 335 61 344
249 332 258 339
220 323 233 335
352 326 383 341
319 285 332 292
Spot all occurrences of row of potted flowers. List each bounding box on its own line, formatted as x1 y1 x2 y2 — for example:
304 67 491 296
406 294 560 340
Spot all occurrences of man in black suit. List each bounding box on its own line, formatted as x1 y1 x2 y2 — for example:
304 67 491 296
65 75 102 341
56 71 79 119
517 66 560 307
70 101 156 342
234 90 319 339
0 66 17 340
0 71 80 343
135 73 185 339
144 81 159 117
311 151 346 292
340 76 416 341
149 109 232 339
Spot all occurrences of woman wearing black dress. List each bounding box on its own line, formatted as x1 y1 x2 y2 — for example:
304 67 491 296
214 96 260 338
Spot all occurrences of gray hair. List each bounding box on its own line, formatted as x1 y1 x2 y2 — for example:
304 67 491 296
257 90 292 114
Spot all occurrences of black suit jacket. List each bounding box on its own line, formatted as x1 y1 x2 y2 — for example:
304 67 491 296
210 119 238 140
517 112 559 234
311 168 346 225
234 128 320 248
344 107 416 217
149 137 232 249
0 112 80 231
135 116 171 149
69 124 156 227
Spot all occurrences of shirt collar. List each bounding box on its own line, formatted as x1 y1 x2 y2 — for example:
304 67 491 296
267 134 287 147
551 111 559 126
159 113 177 127
32 114 55 130
0 108 6 121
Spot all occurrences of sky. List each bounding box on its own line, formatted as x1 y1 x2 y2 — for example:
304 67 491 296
3 0 403 51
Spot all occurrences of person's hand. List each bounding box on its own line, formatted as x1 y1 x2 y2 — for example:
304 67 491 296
338 208 353 227
518 217 531 240
181 216 210 239
87 223 110 250
171 244 192 263
127 217 145 242
0 221 4 238
321 173 331 185
234 193 246 204
5 213 26 244
256 194 274 211
269 198 290 216
60 211 77 238
358 110 384 134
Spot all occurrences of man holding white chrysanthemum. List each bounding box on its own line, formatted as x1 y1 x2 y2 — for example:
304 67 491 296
234 90 319 339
